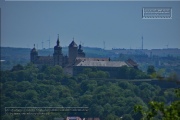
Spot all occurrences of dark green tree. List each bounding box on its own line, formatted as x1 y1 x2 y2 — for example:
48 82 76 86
134 88 180 120
11 64 24 71
147 65 156 75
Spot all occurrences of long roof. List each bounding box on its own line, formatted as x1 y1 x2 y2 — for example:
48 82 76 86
76 57 109 61
75 61 128 67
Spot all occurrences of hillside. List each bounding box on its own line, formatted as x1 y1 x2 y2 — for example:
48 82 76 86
1 64 180 120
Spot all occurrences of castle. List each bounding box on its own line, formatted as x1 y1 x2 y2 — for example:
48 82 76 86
30 35 138 76
30 35 85 68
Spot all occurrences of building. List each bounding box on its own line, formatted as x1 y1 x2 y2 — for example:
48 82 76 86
73 58 137 77
30 35 138 76
30 35 85 68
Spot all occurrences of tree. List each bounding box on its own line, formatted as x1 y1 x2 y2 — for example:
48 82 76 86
117 66 129 79
90 104 104 118
23 90 38 100
122 114 134 120
105 114 119 120
134 88 180 120
147 65 156 75
11 64 24 71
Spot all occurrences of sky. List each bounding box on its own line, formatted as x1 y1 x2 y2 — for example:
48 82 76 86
0 0 180 50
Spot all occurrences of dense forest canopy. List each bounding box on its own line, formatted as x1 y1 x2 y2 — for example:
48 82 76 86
1 63 179 120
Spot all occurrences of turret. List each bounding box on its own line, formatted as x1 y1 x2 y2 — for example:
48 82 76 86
53 34 63 66
68 38 78 65
77 44 85 57
30 44 38 63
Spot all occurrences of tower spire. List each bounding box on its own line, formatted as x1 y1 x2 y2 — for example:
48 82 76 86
57 34 60 46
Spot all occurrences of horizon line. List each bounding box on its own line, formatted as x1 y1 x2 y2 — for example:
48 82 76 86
1 46 180 50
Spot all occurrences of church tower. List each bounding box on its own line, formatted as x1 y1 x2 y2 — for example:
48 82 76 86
53 34 63 66
68 38 78 65
30 44 38 63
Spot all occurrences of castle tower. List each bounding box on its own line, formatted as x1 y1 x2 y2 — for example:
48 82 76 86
30 44 38 63
68 38 78 65
77 44 85 57
53 34 63 66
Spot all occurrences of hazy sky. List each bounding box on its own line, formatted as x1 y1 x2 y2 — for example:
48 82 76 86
1 0 180 49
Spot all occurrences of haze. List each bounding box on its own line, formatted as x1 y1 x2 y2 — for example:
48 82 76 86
1 1 180 49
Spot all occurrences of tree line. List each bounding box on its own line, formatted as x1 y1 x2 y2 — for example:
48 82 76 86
1 63 179 120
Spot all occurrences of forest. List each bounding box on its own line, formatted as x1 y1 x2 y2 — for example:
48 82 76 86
1 63 180 120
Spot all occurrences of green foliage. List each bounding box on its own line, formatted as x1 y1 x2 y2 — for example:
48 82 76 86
175 88 180 97
147 65 156 75
122 114 134 120
117 66 150 79
11 64 24 71
134 88 180 120
106 114 119 120
1 63 179 120
81 68 109 79
79 67 150 79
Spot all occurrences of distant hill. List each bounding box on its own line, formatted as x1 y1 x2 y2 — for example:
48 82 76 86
1 47 180 71
1 46 112 60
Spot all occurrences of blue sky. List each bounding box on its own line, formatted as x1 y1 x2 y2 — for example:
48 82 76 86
1 1 180 49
